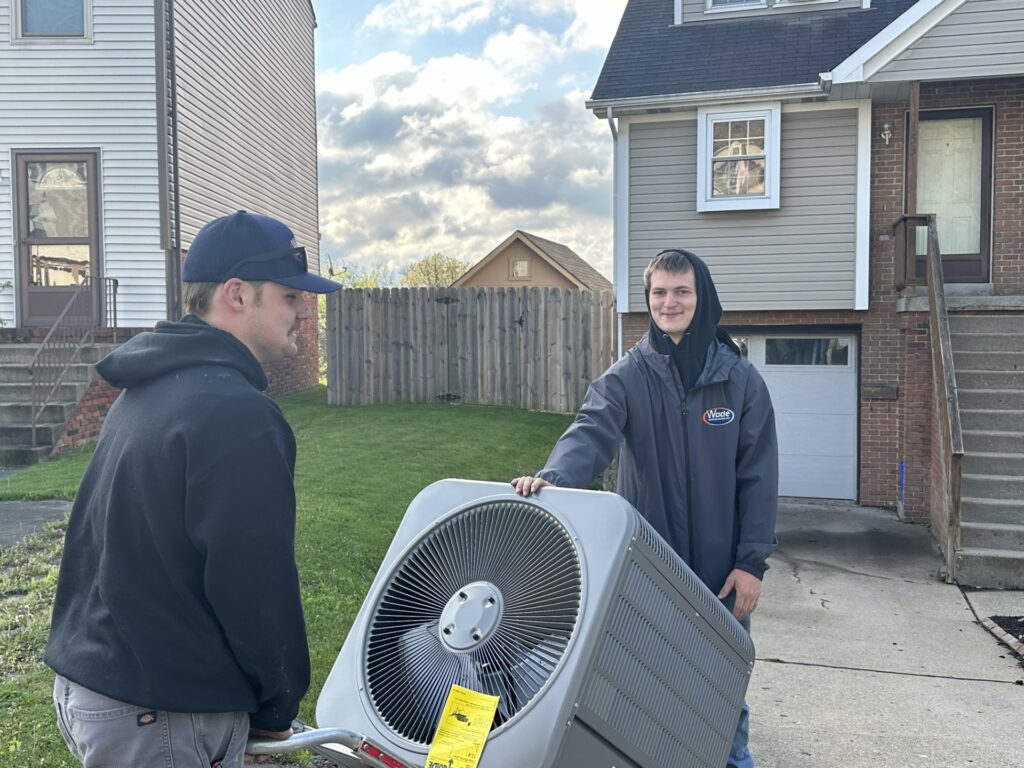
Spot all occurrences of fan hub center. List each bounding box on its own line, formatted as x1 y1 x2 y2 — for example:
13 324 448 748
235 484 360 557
439 581 504 651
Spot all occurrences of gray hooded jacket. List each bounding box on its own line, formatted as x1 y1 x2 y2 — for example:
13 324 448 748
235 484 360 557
537 334 778 595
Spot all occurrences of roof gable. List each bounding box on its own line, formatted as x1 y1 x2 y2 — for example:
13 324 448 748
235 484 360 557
590 0 919 106
453 231 612 291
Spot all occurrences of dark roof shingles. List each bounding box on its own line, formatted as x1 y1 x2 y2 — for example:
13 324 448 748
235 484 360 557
520 232 613 291
592 0 921 102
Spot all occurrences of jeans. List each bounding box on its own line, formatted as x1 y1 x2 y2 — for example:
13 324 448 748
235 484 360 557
726 607 755 768
53 674 250 768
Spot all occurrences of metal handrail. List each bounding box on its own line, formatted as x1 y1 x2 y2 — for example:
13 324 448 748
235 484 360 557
921 215 964 582
30 276 119 447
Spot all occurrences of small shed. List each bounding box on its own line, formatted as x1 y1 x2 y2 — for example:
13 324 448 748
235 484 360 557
452 231 612 291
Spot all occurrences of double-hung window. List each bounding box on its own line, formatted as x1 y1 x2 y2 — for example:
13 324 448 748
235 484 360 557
696 103 781 212
15 0 89 40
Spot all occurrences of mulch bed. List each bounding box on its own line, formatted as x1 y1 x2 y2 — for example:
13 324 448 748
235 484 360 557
991 615 1024 644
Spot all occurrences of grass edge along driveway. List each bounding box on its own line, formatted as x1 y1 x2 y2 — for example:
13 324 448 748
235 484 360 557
0 388 573 766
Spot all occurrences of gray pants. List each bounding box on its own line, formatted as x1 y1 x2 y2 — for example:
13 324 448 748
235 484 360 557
53 674 250 768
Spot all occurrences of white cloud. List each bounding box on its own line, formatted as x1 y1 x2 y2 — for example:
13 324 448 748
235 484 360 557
362 0 628 51
316 49 614 279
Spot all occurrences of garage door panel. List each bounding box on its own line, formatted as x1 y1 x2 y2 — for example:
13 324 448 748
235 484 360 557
763 374 857 415
744 333 858 501
778 454 857 499
776 414 856 457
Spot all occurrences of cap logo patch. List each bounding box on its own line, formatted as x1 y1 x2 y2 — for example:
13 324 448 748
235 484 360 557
703 407 734 426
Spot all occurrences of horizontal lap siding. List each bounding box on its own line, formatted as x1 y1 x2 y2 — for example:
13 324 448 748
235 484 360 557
628 109 859 312
173 0 320 273
872 0 1024 82
0 1 164 327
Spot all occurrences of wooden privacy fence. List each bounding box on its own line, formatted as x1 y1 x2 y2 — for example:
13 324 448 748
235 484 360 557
326 287 617 412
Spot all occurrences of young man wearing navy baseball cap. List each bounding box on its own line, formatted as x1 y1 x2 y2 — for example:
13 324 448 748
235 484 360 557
45 211 341 767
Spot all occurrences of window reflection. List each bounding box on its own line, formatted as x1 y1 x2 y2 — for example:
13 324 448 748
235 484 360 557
766 338 849 366
30 244 90 286
27 161 89 238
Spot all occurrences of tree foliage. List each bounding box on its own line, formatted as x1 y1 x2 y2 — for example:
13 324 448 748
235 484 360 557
400 253 471 287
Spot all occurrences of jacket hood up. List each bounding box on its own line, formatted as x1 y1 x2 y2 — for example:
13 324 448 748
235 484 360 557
96 315 267 391
646 250 740 390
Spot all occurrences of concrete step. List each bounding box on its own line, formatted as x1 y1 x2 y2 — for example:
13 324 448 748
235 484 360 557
956 370 1024 390
951 332 1024 352
948 314 1024 335
960 496 1024 526
953 351 1023 372
0 424 63 447
0 343 116 366
961 451 1024 476
961 473 1024 501
960 521 1024 550
955 547 1024 589
0 363 93 384
962 429 1024 454
959 408 1024 432
0 444 53 467
0 381 86 403
957 389 1024 410
0 402 74 425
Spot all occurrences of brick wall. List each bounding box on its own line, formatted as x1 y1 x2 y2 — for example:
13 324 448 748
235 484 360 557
51 296 322 455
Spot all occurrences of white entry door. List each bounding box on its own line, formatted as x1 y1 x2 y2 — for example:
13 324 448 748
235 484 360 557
737 334 858 500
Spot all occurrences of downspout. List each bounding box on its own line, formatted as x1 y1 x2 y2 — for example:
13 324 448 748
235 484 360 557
605 108 622 358
167 0 183 320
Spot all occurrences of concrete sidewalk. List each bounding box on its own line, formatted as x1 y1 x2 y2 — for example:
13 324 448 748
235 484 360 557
749 499 1024 768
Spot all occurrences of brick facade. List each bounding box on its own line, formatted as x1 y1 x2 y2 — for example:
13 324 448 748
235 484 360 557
51 296 322 455
619 76 1024 523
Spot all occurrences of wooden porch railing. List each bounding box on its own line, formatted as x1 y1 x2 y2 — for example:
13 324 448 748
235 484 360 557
30 277 118 447
917 215 963 581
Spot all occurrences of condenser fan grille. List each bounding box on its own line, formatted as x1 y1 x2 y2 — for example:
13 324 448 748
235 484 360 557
364 500 583 745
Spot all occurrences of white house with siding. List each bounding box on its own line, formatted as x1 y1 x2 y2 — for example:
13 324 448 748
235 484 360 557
0 0 319 330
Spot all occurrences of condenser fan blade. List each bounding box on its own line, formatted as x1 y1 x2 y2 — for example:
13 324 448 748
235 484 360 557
364 500 582 746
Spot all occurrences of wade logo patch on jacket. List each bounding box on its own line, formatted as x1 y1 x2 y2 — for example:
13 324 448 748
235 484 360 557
702 407 735 426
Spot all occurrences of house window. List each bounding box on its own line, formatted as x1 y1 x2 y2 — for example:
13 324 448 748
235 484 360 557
707 0 764 9
510 258 530 279
16 0 88 38
697 103 781 212
765 337 850 366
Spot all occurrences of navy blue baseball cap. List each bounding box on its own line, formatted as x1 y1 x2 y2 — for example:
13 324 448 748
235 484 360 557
182 211 341 293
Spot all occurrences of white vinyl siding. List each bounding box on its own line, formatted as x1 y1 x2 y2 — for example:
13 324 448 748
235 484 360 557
871 0 1024 83
172 0 320 274
627 108 860 312
0 0 163 327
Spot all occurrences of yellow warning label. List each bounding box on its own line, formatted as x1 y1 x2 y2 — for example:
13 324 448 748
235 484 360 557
424 684 499 768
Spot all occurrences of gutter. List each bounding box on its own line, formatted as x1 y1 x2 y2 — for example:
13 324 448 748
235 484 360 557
587 82 825 117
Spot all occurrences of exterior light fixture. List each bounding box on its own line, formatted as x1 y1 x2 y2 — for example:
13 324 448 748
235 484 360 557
880 122 893 145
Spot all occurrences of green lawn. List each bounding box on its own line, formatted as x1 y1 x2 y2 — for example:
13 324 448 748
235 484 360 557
0 388 572 766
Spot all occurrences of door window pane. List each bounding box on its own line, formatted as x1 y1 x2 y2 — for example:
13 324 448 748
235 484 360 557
30 244 90 286
27 161 89 238
22 0 84 36
766 338 849 366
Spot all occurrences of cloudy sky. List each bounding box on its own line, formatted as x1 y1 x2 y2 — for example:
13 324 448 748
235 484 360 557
311 0 628 280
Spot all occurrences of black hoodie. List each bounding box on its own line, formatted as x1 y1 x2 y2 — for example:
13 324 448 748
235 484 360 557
45 316 310 731
646 250 740 391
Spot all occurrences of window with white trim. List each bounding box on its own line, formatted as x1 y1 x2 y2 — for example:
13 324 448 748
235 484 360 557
707 0 764 9
697 103 781 212
15 0 89 39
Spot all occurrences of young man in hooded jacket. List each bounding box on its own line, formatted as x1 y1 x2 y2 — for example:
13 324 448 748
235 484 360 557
45 211 341 767
513 248 778 768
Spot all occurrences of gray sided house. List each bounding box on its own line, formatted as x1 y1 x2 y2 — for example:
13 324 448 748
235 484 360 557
590 0 1024 588
0 0 321 463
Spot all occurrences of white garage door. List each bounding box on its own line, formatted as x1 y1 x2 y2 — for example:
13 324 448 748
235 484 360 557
735 334 858 500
